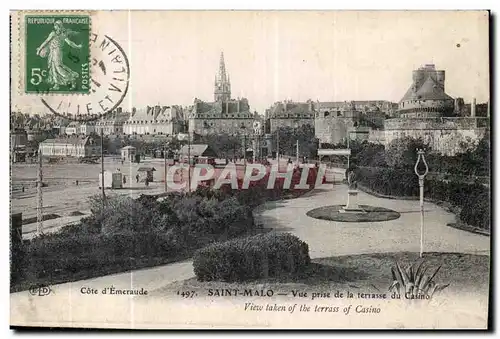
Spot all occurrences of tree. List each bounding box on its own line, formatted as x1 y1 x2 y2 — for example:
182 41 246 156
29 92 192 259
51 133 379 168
195 133 242 158
274 124 318 158
385 137 428 169
351 141 387 167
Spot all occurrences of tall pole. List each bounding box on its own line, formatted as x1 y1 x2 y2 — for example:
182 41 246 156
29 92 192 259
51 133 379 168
36 148 43 235
187 135 191 193
101 129 105 209
164 145 167 192
296 139 299 166
419 179 424 257
244 134 247 175
253 135 256 163
276 129 280 160
414 149 429 258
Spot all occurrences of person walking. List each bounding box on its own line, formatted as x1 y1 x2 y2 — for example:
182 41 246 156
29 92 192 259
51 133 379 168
136 174 139 183
123 175 126 185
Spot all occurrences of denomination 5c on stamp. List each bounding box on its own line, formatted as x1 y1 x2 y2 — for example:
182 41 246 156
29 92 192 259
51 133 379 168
25 15 90 94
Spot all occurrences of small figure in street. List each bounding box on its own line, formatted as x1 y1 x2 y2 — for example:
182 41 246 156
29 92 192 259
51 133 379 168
136 174 139 183
123 175 126 185
121 158 124 165
145 177 149 187
76 180 79 186
22 186 25 193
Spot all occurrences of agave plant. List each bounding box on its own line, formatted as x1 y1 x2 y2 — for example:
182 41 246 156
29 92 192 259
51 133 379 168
389 260 450 300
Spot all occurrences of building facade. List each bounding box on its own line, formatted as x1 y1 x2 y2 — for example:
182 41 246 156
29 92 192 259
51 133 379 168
65 121 79 135
123 105 184 135
39 136 102 158
188 52 257 136
266 100 315 133
79 121 96 135
95 110 130 135
314 101 396 145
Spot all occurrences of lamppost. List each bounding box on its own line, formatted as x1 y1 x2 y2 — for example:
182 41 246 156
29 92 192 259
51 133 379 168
187 134 191 193
276 129 280 160
240 124 247 175
163 141 169 193
414 148 429 258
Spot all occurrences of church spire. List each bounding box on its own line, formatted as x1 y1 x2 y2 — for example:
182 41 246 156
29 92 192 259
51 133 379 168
218 52 227 82
214 51 231 102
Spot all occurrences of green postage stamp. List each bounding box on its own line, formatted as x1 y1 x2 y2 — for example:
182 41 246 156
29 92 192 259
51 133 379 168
24 15 90 94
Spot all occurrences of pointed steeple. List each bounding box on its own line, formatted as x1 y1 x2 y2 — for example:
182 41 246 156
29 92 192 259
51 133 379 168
217 52 227 82
214 51 231 102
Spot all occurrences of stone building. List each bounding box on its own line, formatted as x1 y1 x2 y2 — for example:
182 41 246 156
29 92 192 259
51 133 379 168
314 100 396 145
79 121 96 135
188 52 257 136
384 64 489 155
95 109 130 135
398 64 455 118
123 105 184 135
266 100 315 133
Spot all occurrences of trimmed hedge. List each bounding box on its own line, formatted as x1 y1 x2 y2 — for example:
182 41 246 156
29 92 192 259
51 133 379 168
25 231 183 280
193 233 310 282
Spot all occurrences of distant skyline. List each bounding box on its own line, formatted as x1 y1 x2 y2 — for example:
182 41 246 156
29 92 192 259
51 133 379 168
11 11 489 115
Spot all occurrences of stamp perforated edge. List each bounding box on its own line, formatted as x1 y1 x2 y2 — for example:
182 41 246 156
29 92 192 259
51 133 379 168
15 10 93 97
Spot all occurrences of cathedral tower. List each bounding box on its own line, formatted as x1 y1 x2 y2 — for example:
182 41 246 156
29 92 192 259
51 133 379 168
214 52 231 102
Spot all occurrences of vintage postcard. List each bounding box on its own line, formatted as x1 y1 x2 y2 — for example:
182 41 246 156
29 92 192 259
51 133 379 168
10 10 491 329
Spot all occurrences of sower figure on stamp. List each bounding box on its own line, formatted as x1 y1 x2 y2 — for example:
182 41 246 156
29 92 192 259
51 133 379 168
36 20 81 90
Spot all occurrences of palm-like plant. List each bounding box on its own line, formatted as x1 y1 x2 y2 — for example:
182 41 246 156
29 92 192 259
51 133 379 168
389 260 450 300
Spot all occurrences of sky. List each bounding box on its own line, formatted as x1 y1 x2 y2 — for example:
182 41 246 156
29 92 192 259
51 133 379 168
11 10 490 115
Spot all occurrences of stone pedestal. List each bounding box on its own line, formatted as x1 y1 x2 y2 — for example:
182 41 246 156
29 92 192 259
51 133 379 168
340 189 366 213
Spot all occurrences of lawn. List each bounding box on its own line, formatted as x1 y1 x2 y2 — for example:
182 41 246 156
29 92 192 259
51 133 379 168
151 252 490 298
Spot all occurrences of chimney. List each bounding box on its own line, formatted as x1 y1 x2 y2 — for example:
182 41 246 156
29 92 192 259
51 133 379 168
471 98 476 117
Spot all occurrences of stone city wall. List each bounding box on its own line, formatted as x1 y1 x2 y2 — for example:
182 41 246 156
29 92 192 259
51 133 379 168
384 117 489 156
315 117 356 145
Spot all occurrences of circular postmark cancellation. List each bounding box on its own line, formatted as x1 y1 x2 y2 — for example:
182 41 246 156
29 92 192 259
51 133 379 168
36 32 130 122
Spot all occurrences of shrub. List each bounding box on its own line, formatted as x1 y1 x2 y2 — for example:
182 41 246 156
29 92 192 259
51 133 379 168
356 167 490 230
193 233 310 282
25 231 182 280
356 167 418 197
459 191 490 231
389 260 449 300
86 194 159 234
